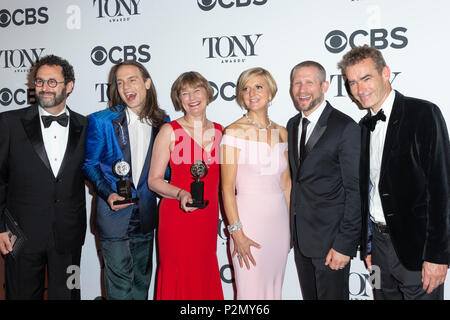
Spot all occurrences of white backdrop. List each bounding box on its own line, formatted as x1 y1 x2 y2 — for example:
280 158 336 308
0 0 449 300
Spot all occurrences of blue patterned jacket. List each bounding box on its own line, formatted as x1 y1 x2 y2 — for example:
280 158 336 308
83 105 169 239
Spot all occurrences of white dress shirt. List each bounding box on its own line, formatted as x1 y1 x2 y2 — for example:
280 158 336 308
369 89 395 224
126 109 152 187
298 100 327 147
39 106 70 177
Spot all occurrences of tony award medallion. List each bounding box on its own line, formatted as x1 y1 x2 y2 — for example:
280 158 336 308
112 159 139 205
186 160 209 209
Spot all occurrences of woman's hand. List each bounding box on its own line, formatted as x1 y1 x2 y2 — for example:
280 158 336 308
231 230 261 270
178 189 197 213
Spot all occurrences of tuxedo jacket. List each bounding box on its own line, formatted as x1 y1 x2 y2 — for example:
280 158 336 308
0 104 87 254
360 90 450 270
83 106 166 239
287 102 361 258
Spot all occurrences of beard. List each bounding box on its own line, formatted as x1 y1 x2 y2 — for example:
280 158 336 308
36 86 67 109
295 94 323 113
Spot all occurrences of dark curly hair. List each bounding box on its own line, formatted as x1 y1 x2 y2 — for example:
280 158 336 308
32 54 75 85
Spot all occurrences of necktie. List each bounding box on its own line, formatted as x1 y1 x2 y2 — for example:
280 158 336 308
41 114 69 128
363 109 386 131
299 117 310 163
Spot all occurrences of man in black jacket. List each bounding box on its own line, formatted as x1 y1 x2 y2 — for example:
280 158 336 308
339 45 450 299
0 55 87 299
287 61 361 299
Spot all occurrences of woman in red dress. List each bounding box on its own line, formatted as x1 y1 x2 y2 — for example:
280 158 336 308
148 71 224 300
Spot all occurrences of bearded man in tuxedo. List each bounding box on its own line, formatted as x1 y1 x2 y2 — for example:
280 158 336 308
0 55 87 299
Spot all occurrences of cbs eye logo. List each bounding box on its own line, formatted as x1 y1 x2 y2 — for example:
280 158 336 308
90 45 151 66
209 81 236 102
197 0 267 11
324 27 408 53
0 88 35 106
91 46 108 66
0 88 12 106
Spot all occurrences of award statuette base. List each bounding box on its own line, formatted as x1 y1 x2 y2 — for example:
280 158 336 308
113 197 139 205
186 200 209 209
185 180 209 208
113 177 138 205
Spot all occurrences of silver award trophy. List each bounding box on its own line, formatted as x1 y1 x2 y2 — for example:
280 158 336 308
112 159 139 205
186 160 209 208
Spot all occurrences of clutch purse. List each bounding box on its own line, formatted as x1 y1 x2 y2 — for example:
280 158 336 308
3 208 27 258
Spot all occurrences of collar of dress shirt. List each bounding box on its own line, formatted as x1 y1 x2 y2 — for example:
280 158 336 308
302 99 327 124
38 105 69 120
370 89 395 119
126 107 141 126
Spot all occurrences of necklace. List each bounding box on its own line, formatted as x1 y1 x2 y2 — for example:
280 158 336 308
244 113 272 130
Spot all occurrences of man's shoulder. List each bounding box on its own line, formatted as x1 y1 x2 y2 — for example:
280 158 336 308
89 107 122 122
396 90 436 109
286 112 302 127
68 107 87 125
0 105 33 119
395 91 442 120
328 104 357 125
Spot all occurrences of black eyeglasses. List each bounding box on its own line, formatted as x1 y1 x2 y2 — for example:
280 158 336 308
34 79 65 88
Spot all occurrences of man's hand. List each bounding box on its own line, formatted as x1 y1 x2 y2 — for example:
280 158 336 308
365 254 372 270
325 248 350 270
107 193 134 211
422 261 448 294
0 232 13 255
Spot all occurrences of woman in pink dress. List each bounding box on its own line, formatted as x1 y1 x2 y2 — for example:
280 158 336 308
220 67 291 299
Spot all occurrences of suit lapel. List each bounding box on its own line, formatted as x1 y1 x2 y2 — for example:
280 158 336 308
360 113 371 196
57 108 83 178
289 114 301 170
304 102 332 158
21 105 52 173
380 91 402 181
112 110 132 175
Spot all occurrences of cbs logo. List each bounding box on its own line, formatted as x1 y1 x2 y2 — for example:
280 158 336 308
90 45 151 66
209 81 236 102
0 7 48 28
0 88 35 106
324 27 408 54
197 0 267 11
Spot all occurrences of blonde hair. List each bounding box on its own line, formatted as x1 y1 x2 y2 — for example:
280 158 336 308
235 67 277 109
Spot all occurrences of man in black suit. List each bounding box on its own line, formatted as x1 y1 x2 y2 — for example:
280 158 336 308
0 55 87 299
338 45 450 299
287 61 361 300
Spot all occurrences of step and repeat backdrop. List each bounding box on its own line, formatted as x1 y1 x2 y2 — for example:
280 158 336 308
0 0 449 300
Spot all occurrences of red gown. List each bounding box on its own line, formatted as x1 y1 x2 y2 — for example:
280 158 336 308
156 120 224 300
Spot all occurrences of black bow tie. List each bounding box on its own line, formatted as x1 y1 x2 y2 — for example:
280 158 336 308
363 109 386 131
41 114 69 128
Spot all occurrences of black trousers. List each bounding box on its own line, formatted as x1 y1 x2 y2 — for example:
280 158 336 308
293 240 350 300
371 225 443 300
372 228 444 300
4 235 82 300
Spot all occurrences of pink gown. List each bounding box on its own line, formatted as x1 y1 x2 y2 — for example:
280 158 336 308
220 134 290 300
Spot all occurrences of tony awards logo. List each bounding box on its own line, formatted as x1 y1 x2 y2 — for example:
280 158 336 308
186 160 209 208
112 159 138 205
